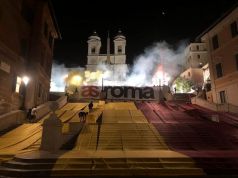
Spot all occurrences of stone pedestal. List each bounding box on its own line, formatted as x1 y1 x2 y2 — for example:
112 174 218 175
211 114 219 122
40 102 62 152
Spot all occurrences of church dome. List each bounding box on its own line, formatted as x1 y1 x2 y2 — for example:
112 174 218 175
114 30 126 39
88 31 101 40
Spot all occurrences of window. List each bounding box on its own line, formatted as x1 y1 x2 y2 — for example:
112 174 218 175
230 21 238 38
196 45 199 50
212 35 219 50
216 63 223 78
199 63 203 68
91 47 96 54
219 91 226 103
21 1 34 25
12 75 17 92
38 83 42 97
15 77 22 93
118 46 122 53
44 22 48 38
205 83 211 92
235 54 238 70
49 34 53 48
40 53 44 67
188 72 191 77
197 54 200 59
20 39 28 58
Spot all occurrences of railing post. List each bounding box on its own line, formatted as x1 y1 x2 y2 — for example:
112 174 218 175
40 101 62 152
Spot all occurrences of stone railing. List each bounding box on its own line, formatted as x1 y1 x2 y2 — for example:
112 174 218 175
57 95 68 109
40 101 83 151
216 103 238 114
0 110 25 131
0 96 68 132
0 101 11 115
191 97 238 114
35 96 67 120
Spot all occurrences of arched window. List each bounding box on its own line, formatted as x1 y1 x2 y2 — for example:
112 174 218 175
118 46 122 53
91 47 96 54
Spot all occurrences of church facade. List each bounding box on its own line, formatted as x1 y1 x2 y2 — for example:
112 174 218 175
86 31 128 82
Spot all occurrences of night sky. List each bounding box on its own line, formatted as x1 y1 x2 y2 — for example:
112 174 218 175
51 0 238 67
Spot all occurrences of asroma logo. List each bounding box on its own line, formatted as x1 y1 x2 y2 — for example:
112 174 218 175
81 86 100 97
80 86 155 100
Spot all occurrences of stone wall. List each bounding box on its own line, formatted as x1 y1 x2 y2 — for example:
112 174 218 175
0 96 67 132
191 97 238 114
0 110 25 131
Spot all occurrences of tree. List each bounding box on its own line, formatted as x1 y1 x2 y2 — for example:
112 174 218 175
174 77 193 93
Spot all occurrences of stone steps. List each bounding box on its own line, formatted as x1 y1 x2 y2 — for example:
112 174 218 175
0 167 204 177
0 154 14 164
3 160 197 169
0 155 204 177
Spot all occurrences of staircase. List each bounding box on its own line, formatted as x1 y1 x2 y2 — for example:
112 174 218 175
0 154 14 164
0 150 204 177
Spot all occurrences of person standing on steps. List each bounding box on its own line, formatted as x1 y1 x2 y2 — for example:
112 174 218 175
27 108 32 122
88 101 93 112
30 106 37 123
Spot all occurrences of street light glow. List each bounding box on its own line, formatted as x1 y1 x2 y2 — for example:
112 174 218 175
71 75 82 86
22 76 30 85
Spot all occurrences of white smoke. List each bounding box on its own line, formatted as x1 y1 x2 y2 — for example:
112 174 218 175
125 41 187 86
50 62 83 92
50 41 188 91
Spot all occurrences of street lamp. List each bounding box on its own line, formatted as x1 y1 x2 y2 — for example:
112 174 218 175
21 76 30 110
22 76 29 86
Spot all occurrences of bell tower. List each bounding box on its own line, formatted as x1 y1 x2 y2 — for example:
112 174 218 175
87 31 101 55
114 30 126 55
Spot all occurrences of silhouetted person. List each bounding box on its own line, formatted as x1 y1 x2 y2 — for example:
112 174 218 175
27 108 32 121
88 101 93 112
30 106 37 123
74 87 78 93
65 91 69 102
174 87 177 93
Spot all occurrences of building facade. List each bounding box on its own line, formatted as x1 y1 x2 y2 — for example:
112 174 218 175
0 0 60 112
184 43 208 69
201 63 212 102
199 6 238 106
177 42 208 94
86 31 128 82
180 67 204 88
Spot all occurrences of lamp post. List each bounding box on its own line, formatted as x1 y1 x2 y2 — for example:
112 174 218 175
21 76 29 110
102 77 104 91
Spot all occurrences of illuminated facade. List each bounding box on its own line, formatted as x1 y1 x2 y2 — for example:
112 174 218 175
184 43 208 69
86 31 128 83
176 43 208 93
180 68 204 87
199 6 238 106
0 0 60 112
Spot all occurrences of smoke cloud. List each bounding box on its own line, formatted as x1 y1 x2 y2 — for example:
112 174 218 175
50 41 188 91
125 41 187 86
50 62 84 92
